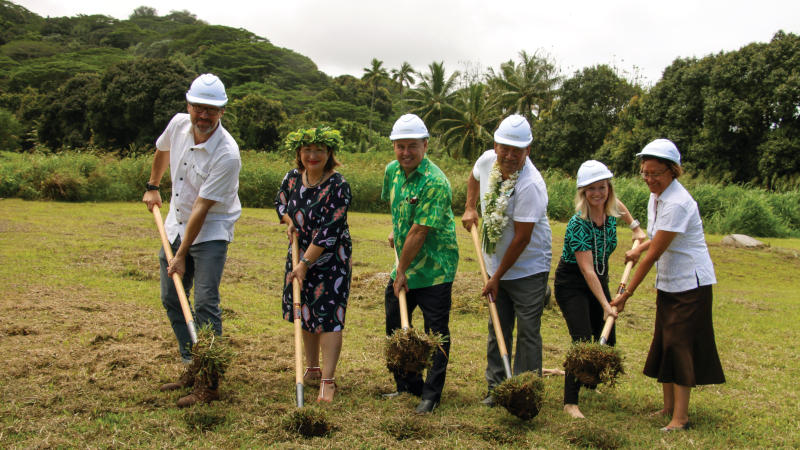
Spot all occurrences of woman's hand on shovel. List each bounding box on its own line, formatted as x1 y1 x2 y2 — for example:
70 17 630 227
610 291 630 313
287 260 308 285
603 303 619 320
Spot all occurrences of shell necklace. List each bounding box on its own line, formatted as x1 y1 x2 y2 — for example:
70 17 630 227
591 213 607 276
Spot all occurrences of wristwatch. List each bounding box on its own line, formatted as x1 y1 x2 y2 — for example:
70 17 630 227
300 256 312 266
146 183 160 191
629 219 640 230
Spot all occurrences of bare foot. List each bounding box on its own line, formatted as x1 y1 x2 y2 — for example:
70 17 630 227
564 404 585 419
649 408 670 417
543 368 565 376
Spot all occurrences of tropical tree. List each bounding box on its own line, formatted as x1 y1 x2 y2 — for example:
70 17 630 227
88 57 194 149
362 58 389 132
405 61 460 128
435 83 499 160
226 93 287 150
489 50 560 123
533 64 641 173
390 61 416 91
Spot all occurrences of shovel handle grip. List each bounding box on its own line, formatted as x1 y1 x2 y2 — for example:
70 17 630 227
291 233 304 387
600 239 642 344
469 225 511 367
152 207 197 344
393 250 410 330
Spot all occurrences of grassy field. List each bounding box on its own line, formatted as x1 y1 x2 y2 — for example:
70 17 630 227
1 198 799 448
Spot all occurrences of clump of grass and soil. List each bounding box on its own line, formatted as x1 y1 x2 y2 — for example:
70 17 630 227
493 371 545 420
191 324 234 389
380 415 433 441
562 421 627 449
280 405 332 437
563 342 624 386
385 328 444 375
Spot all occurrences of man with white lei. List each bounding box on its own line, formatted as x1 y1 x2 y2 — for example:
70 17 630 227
462 114 552 406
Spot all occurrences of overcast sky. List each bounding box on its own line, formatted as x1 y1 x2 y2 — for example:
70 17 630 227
15 0 800 86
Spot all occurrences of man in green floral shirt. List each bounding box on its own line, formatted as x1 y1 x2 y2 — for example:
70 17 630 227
381 113 459 414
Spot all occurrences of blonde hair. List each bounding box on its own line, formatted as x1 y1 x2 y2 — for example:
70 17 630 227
574 179 620 220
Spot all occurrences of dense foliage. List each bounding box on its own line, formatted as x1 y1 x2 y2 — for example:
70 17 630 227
1 150 798 237
0 1 798 190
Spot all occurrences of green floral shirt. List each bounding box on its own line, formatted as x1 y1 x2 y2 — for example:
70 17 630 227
382 157 459 289
560 213 618 269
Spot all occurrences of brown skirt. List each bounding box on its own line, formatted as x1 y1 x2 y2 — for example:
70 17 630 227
643 285 725 386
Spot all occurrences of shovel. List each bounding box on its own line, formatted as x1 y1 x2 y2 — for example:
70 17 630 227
151 206 197 345
394 249 411 331
290 231 305 407
599 239 641 345
469 225 513 380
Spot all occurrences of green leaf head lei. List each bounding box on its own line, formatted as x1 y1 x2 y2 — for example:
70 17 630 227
284 126 344 152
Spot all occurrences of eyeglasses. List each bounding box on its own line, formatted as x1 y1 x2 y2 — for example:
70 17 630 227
190 104 222 116
640 169 668 179
300 147 328 156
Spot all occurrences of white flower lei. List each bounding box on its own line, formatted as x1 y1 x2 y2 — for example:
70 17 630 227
481 162 520 254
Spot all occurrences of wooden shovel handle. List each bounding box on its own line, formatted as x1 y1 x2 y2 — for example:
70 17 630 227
291 233 304 386
393 250 411 330
600 239 641 343
469 225 510 359
152 207 197 344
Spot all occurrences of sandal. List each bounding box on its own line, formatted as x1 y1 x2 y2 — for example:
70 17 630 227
303 367 321 385
317 378 336 402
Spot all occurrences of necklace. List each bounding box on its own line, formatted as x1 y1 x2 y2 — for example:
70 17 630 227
590 214 607 276
304 171 324 188
481 162 520 254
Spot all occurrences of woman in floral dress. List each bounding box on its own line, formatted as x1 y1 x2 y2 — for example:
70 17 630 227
275 127 352 402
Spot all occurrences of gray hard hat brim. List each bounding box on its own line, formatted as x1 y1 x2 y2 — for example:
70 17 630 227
186 93 228 107
390 133 429 140
494 136 532 148
634 151 680 165
577 174 613 188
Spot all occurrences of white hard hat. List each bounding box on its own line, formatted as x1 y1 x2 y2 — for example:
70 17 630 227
636 138 681 165
576 160 613 188
494 114 532 147
390 114 429 140
186 73 228 107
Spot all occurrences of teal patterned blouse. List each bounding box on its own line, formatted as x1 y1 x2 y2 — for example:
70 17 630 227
560 213 618 271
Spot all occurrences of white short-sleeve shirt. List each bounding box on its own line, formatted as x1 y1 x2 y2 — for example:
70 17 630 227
647 179 716 292
472 150 552 280
156 113 242 244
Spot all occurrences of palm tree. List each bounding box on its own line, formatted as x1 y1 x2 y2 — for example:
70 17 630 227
488 50 560 123
405 61 460 127
362 58 389 131
435 83 500 160
390 62 416 92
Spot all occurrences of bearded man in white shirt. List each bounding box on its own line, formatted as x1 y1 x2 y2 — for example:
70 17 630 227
142 73 241 407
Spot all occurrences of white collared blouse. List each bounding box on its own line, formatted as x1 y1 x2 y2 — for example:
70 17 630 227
647 179 716 292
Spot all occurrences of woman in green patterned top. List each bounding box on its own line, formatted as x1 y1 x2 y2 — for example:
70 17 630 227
554 160 646 419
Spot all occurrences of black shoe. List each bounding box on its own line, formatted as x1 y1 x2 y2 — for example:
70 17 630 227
382 391 403 399
415 399 438 414
481 394 495 407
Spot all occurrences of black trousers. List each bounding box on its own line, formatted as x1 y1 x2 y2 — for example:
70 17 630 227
385 279 452 402
554 260 615 405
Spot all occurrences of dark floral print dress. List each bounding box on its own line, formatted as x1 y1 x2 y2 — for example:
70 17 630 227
275 169 352 332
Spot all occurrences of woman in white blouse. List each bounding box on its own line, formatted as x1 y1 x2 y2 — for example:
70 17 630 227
611 139 725 432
